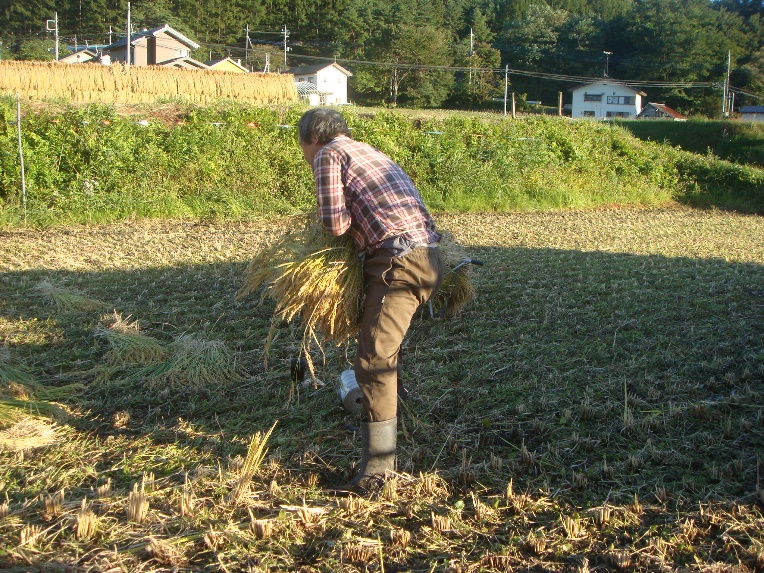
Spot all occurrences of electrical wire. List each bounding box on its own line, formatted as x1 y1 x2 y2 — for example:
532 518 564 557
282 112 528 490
4 26 761 97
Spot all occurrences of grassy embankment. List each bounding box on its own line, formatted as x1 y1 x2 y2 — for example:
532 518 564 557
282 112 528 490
1 100 763 227
617 118 764 168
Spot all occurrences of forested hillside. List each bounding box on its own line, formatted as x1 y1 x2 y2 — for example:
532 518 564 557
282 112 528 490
2 0 764 114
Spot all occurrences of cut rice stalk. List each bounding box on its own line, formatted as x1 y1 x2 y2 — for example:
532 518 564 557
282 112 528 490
95 325 169 365
1 350 84 401
34 279 107 312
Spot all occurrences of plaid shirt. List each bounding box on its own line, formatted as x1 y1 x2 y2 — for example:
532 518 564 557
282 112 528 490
312 136 439 253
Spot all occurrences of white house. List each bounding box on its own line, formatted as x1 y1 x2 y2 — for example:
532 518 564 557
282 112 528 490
290 63 352 105
570 81 646 119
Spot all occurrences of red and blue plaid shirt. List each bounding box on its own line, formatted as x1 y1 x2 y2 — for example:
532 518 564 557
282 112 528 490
312 136 439 253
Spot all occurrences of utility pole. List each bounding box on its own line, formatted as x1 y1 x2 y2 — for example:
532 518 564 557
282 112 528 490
603 51 612 77
722 50 731 119
503 64 508 116
46 12 59 61
126 2 131 66
282 25 290 72
109 25 113 45
468 28 474 87
245 24 249 64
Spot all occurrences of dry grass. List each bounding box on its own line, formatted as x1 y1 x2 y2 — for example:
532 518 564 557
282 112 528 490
0 208 762 571
0 417 59 451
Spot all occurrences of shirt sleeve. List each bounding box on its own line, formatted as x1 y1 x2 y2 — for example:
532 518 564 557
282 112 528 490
313 147 351 236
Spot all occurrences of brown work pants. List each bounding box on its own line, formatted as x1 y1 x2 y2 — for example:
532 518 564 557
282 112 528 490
354 246 444 422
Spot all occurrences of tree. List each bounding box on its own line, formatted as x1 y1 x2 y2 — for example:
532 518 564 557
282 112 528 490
15 38 69 60
498 2 568 68
355 24 454 107
0 0 56 35
450 21 502 107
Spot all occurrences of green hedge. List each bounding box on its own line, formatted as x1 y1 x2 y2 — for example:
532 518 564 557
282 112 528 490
1 100 762 226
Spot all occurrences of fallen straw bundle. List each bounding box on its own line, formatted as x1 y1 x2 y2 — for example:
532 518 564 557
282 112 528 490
95 313 169 365
34 279 107 312
237 217 363 361
125 334 238 389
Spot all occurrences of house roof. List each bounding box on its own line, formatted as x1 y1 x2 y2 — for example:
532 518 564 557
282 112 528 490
289 62 353 77
106 24 200 51
740 106 764 113
160 56 209 69
206 57 249 72
570 80 646 96
59 49 99 63
640 102 686 119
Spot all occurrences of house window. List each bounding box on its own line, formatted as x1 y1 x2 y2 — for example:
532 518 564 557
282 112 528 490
606 111 631 118
584 93 602 102
607 96 634 105
583 111 596 117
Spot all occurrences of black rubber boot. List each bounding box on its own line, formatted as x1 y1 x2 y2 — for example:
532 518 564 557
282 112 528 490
343 417 397 492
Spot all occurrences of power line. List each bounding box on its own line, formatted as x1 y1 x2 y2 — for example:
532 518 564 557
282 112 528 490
285 52 719 89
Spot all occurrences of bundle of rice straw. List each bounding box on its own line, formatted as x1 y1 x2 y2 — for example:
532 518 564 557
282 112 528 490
1 348 83 407
95 312 169 365
237 217 477 366
433 266 477 317
237 217 363 363
115 333 238 389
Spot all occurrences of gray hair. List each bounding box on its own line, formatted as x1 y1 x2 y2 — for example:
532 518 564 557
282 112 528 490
297 108 351 144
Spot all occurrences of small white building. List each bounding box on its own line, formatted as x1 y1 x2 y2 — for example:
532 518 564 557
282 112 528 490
570 81 646 119
740 106 764 122
290 63 352 105
59 49 99 64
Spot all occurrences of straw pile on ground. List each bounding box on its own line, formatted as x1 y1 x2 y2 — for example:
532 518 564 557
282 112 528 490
237 217 476 366
94 314 238 389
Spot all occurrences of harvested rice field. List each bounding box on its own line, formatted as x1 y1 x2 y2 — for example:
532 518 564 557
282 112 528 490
1 206 763 572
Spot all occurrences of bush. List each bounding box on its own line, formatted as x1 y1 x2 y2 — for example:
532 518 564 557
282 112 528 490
1 101 762 226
